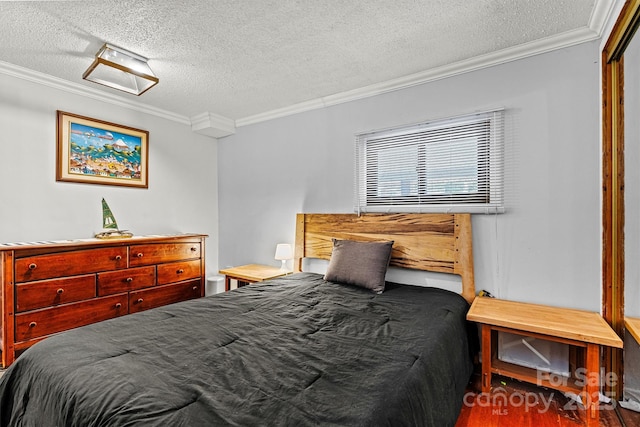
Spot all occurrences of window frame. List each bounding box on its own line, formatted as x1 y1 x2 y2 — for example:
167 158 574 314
354 109 504 214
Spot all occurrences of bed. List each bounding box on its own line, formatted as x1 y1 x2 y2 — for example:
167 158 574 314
0 213 477 427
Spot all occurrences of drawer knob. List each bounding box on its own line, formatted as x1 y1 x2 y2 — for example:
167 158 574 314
136 298 144 304
115 303 122 309
192 286 198 291
126 277 133 283
137 253 144 258
56 288 64 295
29 322 37 328
190 247 197 252
177 269 184 274
115 255 122 261
28 263 37 270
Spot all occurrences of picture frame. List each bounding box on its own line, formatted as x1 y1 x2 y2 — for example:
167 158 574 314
56 111 149 188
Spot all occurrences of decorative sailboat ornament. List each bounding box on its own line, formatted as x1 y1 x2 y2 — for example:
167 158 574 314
94 198 133 239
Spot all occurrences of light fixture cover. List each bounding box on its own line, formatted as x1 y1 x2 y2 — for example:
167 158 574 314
83 43 158 96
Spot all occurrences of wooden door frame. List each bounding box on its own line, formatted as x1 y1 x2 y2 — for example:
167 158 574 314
602 0 640 399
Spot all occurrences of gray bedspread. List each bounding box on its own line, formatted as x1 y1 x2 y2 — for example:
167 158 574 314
0 272 474 426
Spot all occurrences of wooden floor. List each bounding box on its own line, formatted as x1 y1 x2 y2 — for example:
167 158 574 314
455 374 640 426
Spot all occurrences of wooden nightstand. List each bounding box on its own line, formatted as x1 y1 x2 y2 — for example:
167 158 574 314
467 297 623 427
218 264 287 292
626 316 640 345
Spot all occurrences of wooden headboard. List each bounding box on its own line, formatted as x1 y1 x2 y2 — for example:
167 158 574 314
293 213 475 303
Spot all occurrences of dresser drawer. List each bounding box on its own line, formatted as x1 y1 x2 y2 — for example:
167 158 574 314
15 294 128 342
129 243 200 266
97 266 156 296
129 280 202 314
16 275 96 313
15 247 128 283
157 259 201 285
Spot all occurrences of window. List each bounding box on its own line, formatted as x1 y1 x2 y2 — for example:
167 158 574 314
355 109 504 213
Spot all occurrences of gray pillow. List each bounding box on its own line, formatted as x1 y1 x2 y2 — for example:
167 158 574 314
324 238 394 294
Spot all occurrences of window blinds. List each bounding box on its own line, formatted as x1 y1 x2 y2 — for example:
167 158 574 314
354 109 504 214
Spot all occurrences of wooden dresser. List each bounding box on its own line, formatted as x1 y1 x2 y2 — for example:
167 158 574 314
0 233 207 367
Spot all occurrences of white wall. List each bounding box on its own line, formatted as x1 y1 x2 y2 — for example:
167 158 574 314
0 73 220 281
218 40 602 311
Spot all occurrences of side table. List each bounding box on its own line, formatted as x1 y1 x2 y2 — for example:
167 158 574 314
219 264 287 292
626 316 640 345
467 297 623 427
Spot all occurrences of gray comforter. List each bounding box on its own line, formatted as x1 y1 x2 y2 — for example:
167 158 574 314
0 272 474 426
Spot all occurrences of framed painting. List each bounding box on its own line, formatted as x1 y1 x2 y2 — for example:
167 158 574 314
56 111 149 188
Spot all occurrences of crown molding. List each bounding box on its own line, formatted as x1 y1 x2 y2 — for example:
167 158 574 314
1 0 615 133
236 25 603 127
590 0 621 36
0 60 191 125
191 111 236 138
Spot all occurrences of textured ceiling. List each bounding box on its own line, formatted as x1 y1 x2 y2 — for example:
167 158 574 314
0 0 610 129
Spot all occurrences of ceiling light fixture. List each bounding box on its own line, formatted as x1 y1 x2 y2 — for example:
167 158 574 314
83 43 158 96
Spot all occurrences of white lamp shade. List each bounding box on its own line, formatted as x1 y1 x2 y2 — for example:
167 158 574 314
274 243 293 260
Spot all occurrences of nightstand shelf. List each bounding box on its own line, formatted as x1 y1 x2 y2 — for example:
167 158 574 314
467 297 623 427
491 346 583 394
219 264 287 291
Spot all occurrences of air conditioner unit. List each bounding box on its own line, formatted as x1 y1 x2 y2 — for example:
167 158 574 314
498 331 570 377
